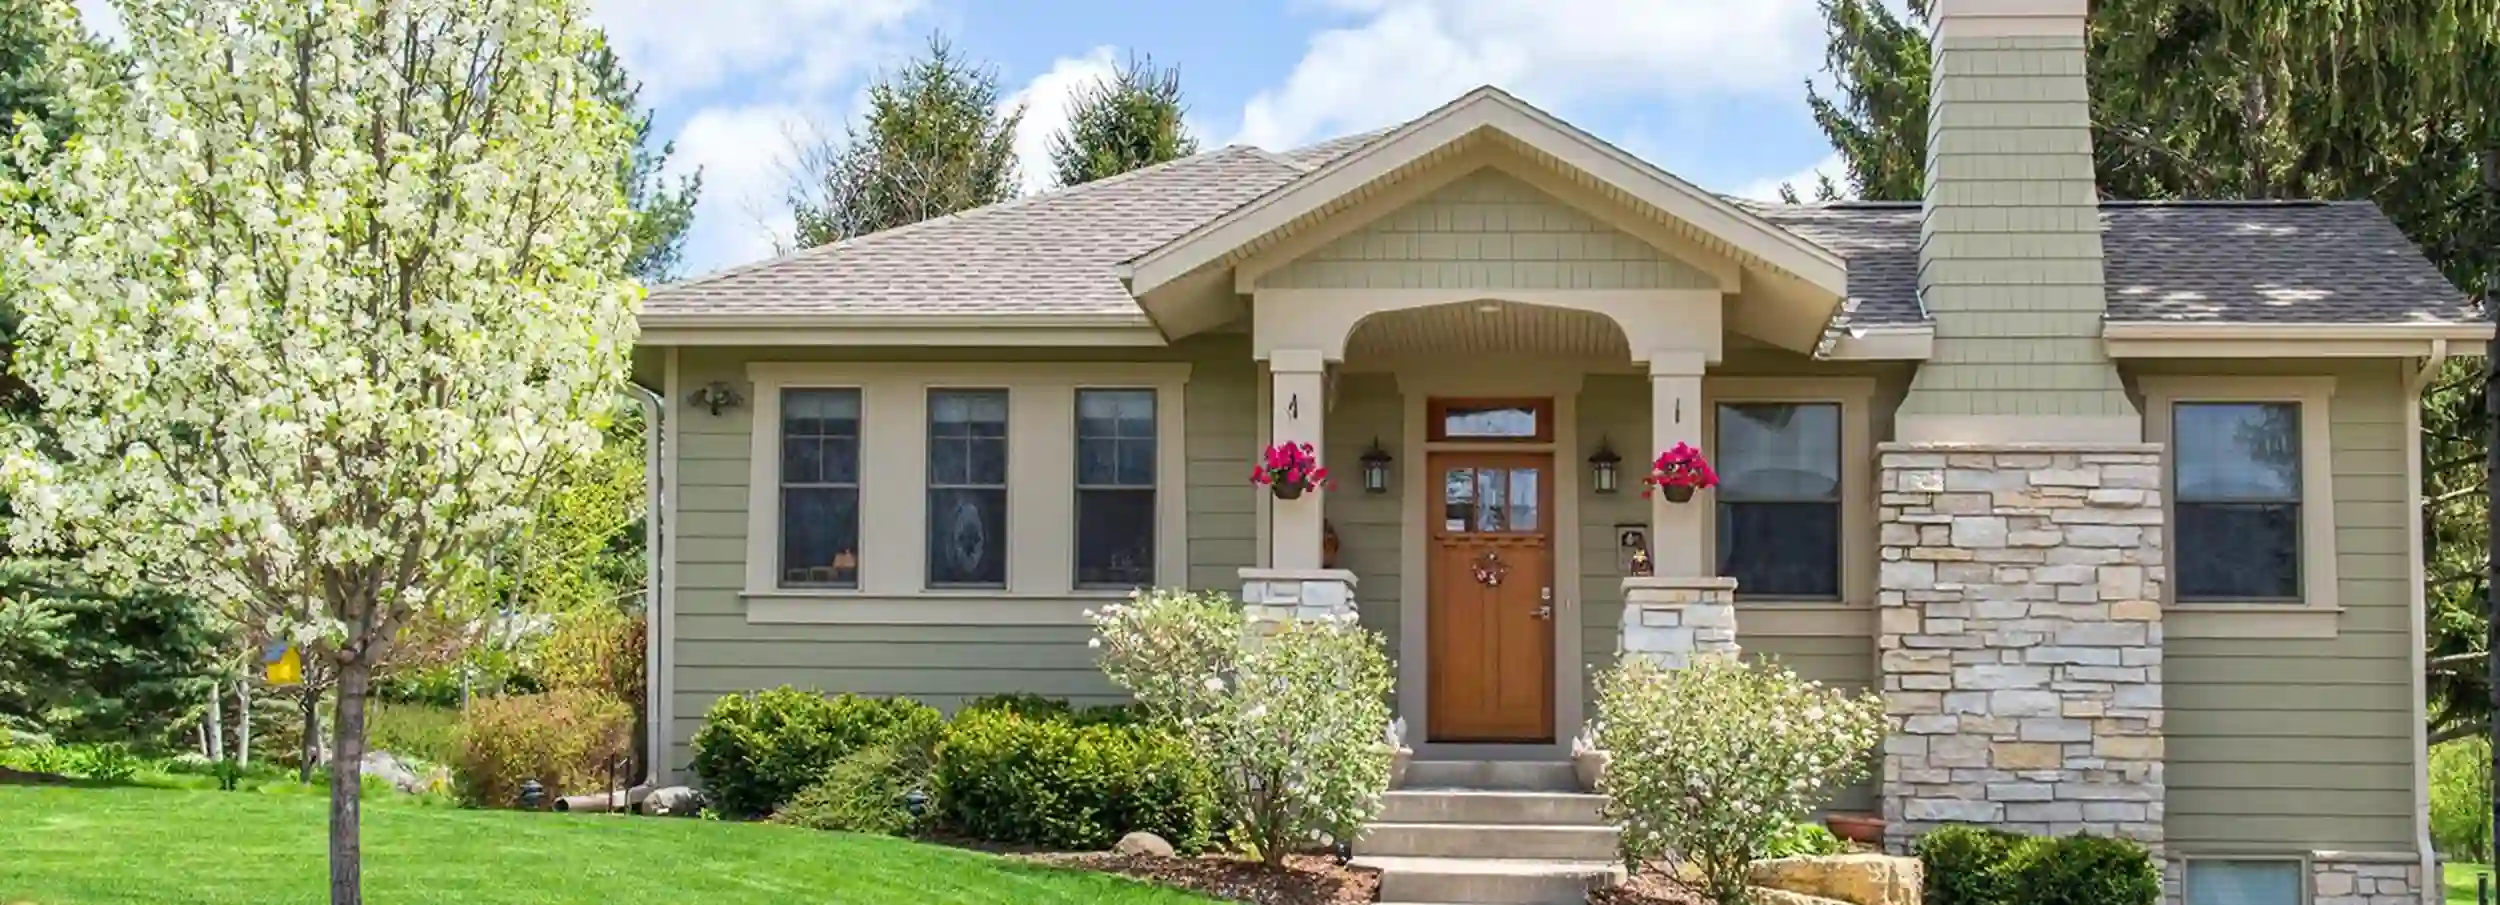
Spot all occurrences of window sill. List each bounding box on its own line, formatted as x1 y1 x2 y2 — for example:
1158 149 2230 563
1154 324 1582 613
742 591 1124 625
2167 604 2343 639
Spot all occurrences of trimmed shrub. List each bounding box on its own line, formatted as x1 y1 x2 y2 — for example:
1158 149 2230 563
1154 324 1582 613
451 689 631 808
367 701 462 765
689 687 943 818
933 707 1217 852
1915 826 2159 905
772 741 929 836
960 694 1136 728
1594 655 1884 905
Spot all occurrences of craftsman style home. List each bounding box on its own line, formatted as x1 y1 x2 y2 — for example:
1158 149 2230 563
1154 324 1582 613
630 1 2478 902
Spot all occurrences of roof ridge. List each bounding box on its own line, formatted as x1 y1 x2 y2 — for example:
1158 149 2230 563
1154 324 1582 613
656 146 1276 294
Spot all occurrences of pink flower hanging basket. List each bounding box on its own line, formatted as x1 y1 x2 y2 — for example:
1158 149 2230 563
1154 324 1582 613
1643 442 1719 504
1251 442 1332 500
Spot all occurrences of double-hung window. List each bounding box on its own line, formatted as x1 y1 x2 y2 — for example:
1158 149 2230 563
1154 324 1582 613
927 389 1009 588
2173 402 2303 601
1076 389 1157 588
1714 402 1842 599
779 388 861 588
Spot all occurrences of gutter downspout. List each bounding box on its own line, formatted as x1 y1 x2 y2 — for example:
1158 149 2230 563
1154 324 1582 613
2407 338 2447 895
632 380 666 788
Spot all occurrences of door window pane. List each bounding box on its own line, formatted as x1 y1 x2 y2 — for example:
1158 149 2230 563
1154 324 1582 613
780 389 861 588
2174 403 2301 601
1444 467 1477 531
929 390 1008 587
1508 468 1541 532
2184 860 2301 905
1716 403 1841 599
1475 468 1508 531
1076 389 1155 587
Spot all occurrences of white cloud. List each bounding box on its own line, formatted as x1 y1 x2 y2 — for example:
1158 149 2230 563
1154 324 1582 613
670 105 813 271
1003 47 1119 194
1730 150 1849 203
590 0 922 104
1233 0 1825 151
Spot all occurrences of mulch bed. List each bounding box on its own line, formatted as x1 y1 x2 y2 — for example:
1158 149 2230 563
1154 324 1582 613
1020 852 1379 905
1588 871 1708 905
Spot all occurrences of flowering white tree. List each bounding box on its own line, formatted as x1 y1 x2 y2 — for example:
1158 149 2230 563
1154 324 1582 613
1090 588 1394 865
0 1 637 901
1595 656 1885 905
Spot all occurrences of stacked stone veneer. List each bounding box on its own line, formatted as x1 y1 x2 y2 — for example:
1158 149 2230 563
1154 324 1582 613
1618 577 1739 669
2311 854 2430 905
1875 444 2166 851
1239 568 1358 621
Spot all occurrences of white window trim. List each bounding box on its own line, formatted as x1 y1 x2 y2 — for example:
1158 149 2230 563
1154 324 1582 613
2141 375 2341 639
1699 377 1877 629
2179 853 2311 905
742 362 1190 612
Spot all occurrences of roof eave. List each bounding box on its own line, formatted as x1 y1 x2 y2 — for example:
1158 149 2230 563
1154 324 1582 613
637 312 1169 348
2104 319 2492 358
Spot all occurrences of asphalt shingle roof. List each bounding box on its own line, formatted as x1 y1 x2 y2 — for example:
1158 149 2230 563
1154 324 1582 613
650 134 2480 332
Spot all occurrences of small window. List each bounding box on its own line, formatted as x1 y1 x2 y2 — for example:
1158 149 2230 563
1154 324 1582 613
1076 389 1156 588
2184 860 2302 905
1430 399 1552 442
1715 402 1841 599
928 389 1008 588
779 389 861 588
2174 402 2301 601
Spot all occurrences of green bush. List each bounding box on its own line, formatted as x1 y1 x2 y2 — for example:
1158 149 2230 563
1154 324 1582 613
367 701 462 765
689 687 943 818
72 743 141 782
1762 820 1846 859
771 741 930 836
1915 826 2158 905
960 694 1136 727
2432 737 2493 862
451 689 631 808
933 707 1216 852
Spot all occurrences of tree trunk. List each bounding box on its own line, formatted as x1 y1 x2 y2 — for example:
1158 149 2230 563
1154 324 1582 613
237 680 253 769
328 659 373 905
299 687 322 783
205 683 225 762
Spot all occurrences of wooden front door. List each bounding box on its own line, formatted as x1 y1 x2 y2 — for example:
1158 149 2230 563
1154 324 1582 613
1426 452 1556 743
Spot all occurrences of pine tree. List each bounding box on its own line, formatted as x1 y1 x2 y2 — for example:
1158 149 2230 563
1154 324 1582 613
583 40 701 284
1047 52 1197 188
789 35 1024 246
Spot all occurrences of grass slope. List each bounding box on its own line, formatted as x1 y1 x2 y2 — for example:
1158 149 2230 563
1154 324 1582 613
0 786 1218 905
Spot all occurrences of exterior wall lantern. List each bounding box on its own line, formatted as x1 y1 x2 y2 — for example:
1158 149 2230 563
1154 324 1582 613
689 380 744 416
1360 439 1394 494
1589 438 1623 494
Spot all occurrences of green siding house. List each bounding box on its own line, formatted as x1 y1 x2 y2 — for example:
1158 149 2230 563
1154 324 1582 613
629 2 2479 902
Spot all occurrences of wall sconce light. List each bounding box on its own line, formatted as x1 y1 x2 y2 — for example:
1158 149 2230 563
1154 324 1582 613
1360 438 1393 494
1589 437 1623 494
689 380 744 416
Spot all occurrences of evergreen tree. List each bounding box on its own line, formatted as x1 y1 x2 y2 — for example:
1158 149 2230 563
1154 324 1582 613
1047 52 1197 188
1799 0 2500 743
584 40 701 284
789 35 1023 246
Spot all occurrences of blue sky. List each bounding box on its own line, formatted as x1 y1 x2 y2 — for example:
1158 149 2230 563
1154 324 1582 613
81 0 1854 279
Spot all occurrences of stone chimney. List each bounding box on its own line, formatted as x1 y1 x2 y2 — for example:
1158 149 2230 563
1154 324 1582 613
1897 0 2138 444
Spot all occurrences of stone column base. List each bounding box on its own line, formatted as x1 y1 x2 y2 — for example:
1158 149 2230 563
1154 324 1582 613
1238 568 1359 622
1618 576 1738 669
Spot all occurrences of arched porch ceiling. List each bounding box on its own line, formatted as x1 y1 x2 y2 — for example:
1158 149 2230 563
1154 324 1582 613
1123 86 1848 354
1340 301 1634 372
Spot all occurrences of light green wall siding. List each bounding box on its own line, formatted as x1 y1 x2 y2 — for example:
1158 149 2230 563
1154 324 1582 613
1902 33 2132 419
1255 168 1719 291
1325 374 1405 708
662 338 1258 775
2127 358 2419 853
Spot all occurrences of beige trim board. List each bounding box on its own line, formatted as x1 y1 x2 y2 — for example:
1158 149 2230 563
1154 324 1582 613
1824 327 1933 361
742 361 1191 599
2404 356 2439 886
745 594 1121 626
658 347 682 779
2140 375 2341 638
2105 321 2491 359
1894 413 2144 445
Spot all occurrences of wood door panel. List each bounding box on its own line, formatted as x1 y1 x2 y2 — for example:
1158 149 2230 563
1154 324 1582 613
1425 452 1555 743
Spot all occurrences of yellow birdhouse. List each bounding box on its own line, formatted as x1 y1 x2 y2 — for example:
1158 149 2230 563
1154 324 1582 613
263 642 302 686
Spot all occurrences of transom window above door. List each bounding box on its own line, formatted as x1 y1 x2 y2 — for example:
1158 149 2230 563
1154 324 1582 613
1431 398 1553 442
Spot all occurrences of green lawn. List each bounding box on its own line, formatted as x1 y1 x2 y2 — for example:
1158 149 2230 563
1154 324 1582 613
0 785 1219 905
2452 863 2490 905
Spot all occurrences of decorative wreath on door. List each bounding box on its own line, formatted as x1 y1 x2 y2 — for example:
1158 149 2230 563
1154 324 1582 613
1471 550 1509 588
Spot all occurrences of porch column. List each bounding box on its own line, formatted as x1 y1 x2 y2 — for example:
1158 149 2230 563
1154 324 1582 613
1239 348 1355 621
1615 352 1736 668
1646 351 1707 577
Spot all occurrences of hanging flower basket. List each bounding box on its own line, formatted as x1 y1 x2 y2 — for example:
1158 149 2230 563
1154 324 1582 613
1643 442 1718 504
1251 442 1332 500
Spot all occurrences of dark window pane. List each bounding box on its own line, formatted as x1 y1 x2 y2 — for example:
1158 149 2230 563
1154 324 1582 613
928 437 968 485
2176 403 2299 501
1116 439 1155 486
1077 488 1155 587
968 437 1008 485
1509 468 1541 532
1443 468 1476 531
1475 467 1507 531
781 487 859 587
824 436 859 484
2177 502 2300 600
1078 438 1118 486
782 437 822 484
1441 404 1540 439
928 488 1007 586
1717 501 1840 598
1717 403 1840 501
783 388 859 438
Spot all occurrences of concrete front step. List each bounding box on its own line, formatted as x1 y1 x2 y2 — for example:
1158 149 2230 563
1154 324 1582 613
1357 821 1618 861
1401 759 1580 792
1355 855 1625 905
1379 789 1608 826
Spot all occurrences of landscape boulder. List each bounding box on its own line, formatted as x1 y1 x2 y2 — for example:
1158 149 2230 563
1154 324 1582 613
1753 889 1855 905
1748 853 1922 905
360 751 448 796
1113 831 1175 857
640 785 706 817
